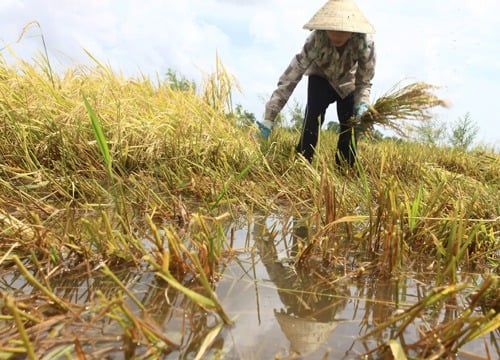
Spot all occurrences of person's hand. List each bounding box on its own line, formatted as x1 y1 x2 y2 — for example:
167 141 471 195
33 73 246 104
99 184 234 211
355 102 369 119
257 120 273 139
354 102 373 134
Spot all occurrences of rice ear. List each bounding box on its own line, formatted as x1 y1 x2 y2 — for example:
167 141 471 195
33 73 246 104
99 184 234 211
363 81 448 137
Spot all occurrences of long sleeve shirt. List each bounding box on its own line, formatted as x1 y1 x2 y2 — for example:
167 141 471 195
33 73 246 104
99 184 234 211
264 30 376 121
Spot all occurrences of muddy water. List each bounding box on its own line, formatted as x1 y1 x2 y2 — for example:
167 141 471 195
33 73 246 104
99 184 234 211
163 215 493 359
2 215 494 359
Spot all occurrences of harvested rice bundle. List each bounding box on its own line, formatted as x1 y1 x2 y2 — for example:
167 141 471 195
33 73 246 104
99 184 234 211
360 81 448 137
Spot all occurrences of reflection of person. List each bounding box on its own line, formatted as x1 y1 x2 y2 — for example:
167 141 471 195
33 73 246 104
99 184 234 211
258 0 376 168
254 217 348 357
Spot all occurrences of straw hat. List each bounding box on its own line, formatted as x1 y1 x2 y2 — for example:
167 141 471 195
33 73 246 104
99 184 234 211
275 311 338 356
303 0 375 34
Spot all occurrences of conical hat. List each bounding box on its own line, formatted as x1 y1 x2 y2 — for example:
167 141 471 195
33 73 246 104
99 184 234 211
303 0 375 34
275 311 338 355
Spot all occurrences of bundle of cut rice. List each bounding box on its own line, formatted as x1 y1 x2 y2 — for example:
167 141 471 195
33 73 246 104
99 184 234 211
360 81 449 137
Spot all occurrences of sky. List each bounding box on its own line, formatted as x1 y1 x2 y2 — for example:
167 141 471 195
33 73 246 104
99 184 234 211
1 0 499 148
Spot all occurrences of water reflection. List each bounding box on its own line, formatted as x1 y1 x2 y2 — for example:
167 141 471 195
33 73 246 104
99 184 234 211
1 214 496 359
220 216 497 359
253 217 348 357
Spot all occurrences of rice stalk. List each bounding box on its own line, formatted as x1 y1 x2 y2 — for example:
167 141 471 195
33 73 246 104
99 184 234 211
38 344 75 360
116 300 179 350
12 255 70 313
145 250 221 314
4 295 36 360
361 81 448 137
201 51 240 114
193 323 224 360
388 339 408 360
16 21 55 88
100 264 145 311
361 280 498 359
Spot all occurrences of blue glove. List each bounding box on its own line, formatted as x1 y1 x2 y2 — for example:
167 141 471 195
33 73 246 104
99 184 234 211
355 102 369 119
354 102 372 135
257 120 273 139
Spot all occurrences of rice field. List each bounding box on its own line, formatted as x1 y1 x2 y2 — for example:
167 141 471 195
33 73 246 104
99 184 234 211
0 52 498 359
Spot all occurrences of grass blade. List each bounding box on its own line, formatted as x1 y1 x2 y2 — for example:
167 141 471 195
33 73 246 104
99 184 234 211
83 95 113 177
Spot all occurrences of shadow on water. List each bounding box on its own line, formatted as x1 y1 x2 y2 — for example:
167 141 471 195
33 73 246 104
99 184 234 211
1 214 497 359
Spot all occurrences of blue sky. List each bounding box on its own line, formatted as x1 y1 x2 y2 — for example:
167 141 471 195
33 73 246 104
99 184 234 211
1 0 499 148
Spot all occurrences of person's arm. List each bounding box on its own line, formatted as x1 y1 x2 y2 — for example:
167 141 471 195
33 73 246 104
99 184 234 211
264 32 317 122
354 34 376 109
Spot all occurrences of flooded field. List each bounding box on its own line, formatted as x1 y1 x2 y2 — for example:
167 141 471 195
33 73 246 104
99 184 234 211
2 215 496 359
2 52 498 359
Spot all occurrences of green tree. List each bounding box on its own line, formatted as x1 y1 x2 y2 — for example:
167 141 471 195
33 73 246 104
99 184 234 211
413 119 448 146
365 128 385 141
448 112 478 151
287 99 304 129
274 113 285 128
166 69 196 92
326 121 339 132
233 104 256 127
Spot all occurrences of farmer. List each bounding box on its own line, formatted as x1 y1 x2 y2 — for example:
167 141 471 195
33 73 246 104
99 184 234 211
258 0 376 168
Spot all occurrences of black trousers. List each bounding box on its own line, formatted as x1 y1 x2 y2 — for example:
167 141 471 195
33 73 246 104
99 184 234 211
297 75 357 167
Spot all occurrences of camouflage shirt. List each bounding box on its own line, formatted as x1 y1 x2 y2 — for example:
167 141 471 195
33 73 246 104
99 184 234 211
264 30 376 121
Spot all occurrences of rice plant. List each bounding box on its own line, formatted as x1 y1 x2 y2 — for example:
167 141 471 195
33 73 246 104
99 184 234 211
0 49 498 359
